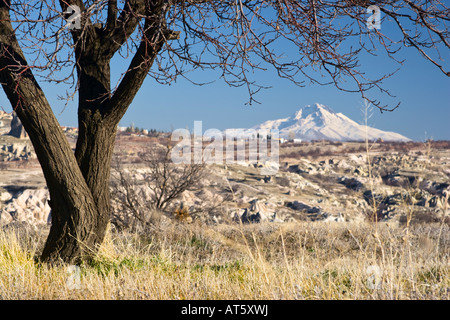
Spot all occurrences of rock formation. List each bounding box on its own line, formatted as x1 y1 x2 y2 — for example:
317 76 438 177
8 112 28 139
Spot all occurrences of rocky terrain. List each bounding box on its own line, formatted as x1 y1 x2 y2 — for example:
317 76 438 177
0 112 35 162
163 141 449 227
1 114 449 229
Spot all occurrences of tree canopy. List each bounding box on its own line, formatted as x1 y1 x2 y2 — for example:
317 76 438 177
5 0 449 110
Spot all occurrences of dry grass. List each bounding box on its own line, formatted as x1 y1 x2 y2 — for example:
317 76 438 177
0 219 448 300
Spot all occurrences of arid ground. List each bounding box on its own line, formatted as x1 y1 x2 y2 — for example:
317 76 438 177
0 132 449 299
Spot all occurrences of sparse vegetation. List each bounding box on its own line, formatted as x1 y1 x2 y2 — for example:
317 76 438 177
0 221 448 299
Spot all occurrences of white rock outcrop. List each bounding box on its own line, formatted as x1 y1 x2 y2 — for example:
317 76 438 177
0 188 50 225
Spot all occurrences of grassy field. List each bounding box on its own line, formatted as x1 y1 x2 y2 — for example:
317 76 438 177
0 219 448 300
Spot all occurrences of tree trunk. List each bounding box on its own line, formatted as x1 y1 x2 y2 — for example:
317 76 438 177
0 49 101 264
41 46 118 263
1 1 164 264
73 111 117 252
0 4 107 264
40 116 116 264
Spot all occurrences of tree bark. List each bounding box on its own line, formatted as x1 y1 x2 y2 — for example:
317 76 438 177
0 0 165 264
0 2 112 264
0 4 101 264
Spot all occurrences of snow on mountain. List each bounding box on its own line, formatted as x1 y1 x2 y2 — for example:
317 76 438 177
251 103 410 142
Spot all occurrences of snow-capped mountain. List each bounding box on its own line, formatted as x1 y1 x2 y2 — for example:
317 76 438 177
251 103 410 142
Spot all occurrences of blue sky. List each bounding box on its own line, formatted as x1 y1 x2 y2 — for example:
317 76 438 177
59 46 449 141
113 48 449 141
1 8 449 141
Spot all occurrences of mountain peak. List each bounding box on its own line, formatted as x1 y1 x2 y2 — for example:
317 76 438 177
253 103 410 142
292 103 335 120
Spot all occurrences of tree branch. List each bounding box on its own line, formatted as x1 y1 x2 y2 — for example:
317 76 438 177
106 0 118 31
102 0 146 59
104 0 177 123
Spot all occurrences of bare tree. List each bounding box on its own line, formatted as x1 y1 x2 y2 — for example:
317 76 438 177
0 0 448 263
140 147 205 211
111 146 205 230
